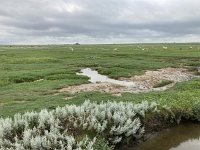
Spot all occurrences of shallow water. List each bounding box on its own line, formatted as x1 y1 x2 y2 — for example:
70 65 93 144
76 68 136 87
133 123 200 150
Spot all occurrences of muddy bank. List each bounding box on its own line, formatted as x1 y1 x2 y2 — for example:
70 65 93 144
59 67 197 96
120 68 195 88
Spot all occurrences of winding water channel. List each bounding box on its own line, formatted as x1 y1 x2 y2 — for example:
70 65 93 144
76 68 136 86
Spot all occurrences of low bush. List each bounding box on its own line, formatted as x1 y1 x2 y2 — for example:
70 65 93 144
0 100 158 150
153 80 173 88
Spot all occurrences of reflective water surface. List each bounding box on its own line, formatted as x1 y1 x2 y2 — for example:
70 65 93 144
133 123 200 150
76 68 136 87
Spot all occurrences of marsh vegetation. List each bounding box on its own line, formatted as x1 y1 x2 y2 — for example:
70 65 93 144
0 44 200 149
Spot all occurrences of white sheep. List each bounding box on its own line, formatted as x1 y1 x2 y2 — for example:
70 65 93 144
142 48 149 51
163 46 168 50
69 47 74 52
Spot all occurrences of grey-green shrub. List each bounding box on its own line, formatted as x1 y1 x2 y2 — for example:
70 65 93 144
0 100 158 150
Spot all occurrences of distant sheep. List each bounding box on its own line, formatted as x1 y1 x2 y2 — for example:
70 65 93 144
69 47 74 52
142 48 149 51
163 46 168 50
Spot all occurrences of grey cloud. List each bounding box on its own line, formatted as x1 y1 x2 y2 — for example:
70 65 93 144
0 0 200 44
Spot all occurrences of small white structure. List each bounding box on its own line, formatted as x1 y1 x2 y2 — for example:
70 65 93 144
113 48 118 51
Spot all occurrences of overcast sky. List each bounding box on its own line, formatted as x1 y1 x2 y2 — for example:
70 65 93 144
0 0 200 44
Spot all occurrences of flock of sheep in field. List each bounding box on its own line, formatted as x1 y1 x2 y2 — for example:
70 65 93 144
68 45 199 53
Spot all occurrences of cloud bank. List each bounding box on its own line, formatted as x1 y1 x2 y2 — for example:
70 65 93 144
0 0 200 44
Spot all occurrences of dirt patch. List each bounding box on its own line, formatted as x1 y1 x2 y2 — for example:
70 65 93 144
197 67 200 74
34 79 44 82
59 83 125 96
64 96 74 100
120 68 195 89
59 68 197 96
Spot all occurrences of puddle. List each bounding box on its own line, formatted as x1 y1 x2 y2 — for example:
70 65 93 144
131 123 200 150
76 68 136 87
59 67 197 96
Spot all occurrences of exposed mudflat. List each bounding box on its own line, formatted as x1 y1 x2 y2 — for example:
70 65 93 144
59 68 197 96
120 68 195 89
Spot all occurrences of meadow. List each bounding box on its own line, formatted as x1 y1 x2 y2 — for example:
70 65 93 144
0 43 200 118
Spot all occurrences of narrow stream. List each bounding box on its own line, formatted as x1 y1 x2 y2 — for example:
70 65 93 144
132 123 200 150
76 68 136 87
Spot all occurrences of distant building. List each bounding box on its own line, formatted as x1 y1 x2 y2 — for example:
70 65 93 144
74 43 80 45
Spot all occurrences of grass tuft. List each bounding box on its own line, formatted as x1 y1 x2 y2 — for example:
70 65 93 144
153 80 173 88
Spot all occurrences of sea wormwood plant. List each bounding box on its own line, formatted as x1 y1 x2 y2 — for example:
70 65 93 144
0 100 158 149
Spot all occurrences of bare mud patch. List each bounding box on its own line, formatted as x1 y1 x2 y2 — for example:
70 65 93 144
63 96 74 100
34 79 44 82
59 83 125 96
59 68 197 96
120 68 195 89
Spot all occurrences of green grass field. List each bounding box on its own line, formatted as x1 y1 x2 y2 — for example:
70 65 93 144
0 44 200 117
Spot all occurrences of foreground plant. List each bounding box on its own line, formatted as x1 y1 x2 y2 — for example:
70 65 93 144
0 100 158 150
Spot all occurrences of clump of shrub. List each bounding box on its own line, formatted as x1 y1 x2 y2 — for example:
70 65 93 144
153 80 173 88
9 75 43 83
192 101 200 121
0 100 158 149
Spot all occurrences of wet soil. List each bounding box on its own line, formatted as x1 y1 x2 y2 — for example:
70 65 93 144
59 67 197 96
